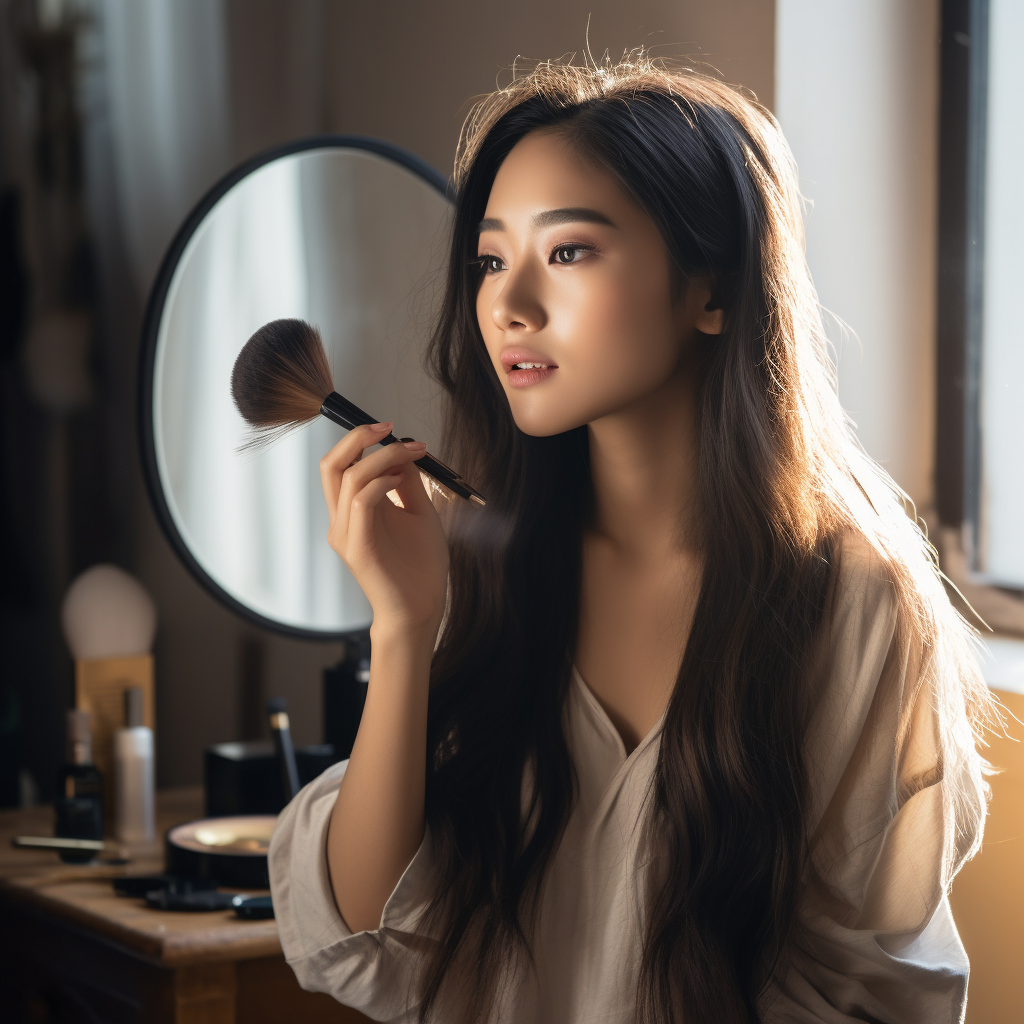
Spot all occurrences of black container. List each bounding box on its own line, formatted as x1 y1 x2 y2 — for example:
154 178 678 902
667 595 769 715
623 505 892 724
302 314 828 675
323 631 370 761
54 710 103 862
204 741 336 817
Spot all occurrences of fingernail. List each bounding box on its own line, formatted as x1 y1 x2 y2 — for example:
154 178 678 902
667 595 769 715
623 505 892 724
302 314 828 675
371 422 392 432
403 441 427 450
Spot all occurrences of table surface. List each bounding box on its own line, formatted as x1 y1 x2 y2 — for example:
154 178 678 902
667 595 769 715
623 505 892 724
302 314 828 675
0 787 282 968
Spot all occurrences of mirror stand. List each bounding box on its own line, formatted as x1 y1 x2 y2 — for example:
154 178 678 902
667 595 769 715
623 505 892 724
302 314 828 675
322 629 372 761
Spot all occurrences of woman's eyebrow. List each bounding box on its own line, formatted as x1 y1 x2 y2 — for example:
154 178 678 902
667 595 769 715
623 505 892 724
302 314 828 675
477 207 618 233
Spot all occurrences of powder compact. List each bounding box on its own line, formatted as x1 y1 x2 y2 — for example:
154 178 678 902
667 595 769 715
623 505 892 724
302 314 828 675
165 815 276 888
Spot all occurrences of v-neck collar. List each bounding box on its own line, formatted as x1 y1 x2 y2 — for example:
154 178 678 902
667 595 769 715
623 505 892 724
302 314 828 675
570 663 667 766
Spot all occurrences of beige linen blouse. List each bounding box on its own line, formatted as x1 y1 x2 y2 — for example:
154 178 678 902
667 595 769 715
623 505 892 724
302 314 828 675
269 541 985 1023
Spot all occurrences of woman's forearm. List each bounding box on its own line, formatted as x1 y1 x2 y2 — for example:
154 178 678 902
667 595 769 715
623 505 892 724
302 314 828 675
326 622 434 933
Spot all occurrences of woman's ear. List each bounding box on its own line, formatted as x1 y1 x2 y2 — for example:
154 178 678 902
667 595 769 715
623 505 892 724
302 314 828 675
691 277 724 335
696 302 724 335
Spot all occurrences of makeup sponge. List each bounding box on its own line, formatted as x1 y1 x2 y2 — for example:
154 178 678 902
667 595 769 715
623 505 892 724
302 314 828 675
61 565 157 660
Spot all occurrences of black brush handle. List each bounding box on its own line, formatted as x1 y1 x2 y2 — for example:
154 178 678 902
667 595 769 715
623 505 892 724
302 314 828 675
320 392 486 506
267 698 301 802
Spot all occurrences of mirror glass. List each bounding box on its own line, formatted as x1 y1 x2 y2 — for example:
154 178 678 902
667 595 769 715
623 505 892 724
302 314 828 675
144 142 452 637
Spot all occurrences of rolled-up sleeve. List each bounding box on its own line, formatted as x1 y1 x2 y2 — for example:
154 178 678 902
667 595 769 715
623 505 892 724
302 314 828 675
765 542 986 1023
268 760 436 1022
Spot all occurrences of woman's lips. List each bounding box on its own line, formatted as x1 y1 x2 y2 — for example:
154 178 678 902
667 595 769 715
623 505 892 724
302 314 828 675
506 365 557 388
500 350 558 387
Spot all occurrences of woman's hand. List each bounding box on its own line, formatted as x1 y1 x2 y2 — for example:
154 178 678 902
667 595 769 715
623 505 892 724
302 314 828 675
320 423 450 640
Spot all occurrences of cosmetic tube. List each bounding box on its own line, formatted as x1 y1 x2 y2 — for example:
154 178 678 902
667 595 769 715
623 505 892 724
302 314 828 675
114 687 155 843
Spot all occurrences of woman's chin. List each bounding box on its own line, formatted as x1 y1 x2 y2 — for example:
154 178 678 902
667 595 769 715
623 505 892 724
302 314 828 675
507 398 598 437
512 415 581 438
513 418 559 437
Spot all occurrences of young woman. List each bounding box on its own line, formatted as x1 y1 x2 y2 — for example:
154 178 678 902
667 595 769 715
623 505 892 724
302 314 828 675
269 55 995 1023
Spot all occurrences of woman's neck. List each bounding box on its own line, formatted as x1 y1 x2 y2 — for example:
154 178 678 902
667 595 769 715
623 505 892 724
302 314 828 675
586 359 701 561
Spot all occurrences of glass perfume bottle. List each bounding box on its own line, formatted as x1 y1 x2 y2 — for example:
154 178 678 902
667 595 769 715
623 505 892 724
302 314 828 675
54 709 103 863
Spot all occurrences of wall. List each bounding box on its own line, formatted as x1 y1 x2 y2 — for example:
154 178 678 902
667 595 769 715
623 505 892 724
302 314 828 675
325 1 775 177
949 689 1024 1024
775 0 939 510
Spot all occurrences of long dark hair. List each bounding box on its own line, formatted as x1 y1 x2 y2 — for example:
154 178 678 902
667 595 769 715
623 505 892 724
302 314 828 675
420 53 993 1023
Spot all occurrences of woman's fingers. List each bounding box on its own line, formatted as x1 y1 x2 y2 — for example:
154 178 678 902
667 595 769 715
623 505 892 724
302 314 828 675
320 430 432 554
337 440 427 508
334 441 427 541
344 472 407 555
389 459 435 515
319 423 393 521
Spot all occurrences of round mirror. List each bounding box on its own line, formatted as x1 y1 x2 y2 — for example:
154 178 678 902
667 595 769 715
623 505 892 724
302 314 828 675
139 137 452 639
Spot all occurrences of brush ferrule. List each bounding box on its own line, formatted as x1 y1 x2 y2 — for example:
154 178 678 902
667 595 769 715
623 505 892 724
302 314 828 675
320 392 375 431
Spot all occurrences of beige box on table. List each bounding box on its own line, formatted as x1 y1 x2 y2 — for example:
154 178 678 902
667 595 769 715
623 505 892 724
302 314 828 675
74 654 155 830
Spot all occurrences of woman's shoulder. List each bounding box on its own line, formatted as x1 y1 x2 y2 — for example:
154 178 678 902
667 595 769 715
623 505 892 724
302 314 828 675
802 531 912 834
822 528 901 660
785 528 978 1024
830 527 898 601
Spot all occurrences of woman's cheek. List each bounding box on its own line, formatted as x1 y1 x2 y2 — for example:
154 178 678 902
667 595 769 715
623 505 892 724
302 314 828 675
572 286 664 376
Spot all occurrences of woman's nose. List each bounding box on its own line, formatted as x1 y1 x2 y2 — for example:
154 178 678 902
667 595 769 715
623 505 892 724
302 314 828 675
489 263 547 333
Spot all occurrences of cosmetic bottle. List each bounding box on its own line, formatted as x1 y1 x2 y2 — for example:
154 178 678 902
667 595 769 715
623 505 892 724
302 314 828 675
114 687 155 844
54 709 103 862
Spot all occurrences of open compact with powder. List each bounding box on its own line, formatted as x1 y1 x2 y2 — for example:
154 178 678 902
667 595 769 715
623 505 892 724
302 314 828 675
165 816 277 888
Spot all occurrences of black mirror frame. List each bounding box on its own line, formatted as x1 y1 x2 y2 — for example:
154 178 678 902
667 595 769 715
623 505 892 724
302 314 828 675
137 135 451 641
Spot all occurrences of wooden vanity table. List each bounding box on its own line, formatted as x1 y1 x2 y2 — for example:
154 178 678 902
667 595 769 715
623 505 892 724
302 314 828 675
0 788 370 1024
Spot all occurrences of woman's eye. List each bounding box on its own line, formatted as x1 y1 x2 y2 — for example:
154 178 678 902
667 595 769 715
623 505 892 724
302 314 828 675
476 255 504 274
552 245 590 264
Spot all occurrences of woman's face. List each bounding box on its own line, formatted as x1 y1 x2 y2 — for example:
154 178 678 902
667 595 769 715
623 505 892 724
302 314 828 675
475 129 721 437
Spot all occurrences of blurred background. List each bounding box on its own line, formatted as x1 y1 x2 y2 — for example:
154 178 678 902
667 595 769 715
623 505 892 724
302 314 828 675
0 0 1020 1020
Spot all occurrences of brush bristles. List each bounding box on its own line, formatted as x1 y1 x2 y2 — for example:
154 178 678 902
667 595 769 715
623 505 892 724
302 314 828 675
231 319 335 453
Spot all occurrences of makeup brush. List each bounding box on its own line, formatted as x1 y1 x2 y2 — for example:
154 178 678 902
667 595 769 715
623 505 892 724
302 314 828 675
230 318 486 507
266 697 300 803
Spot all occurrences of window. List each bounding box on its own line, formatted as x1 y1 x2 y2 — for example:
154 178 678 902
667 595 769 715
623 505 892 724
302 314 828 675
937 0 1024 594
